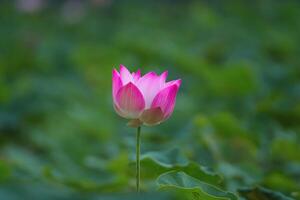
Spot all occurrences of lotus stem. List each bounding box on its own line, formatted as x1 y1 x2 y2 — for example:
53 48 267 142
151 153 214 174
136 126 141 192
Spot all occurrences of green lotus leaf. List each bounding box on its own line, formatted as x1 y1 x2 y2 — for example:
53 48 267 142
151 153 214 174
157 171 238 200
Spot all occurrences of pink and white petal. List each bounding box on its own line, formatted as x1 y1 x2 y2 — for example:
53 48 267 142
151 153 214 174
164 79 181 88
112 69 123 104
160 71 168 86
132 69 141 82
151 84 180 120
116 82 145 119
120 64 133 85
136 72 162 108
113 103 127 118
140 107 164 126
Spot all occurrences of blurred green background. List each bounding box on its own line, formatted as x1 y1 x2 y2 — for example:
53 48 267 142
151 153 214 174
0 0 300 199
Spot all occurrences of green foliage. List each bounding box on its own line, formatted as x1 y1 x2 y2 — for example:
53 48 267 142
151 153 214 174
157 171 237 200
141 148 222 186
238 187 295 200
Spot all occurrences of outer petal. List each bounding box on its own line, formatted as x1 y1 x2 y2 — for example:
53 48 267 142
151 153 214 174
113 103 127 118
151 83 180 120
116 82 145 119
136 72 161 109
127 119 143 128
164 79 181 88
140 107 164 126
112 69 123 104
120 64 133 85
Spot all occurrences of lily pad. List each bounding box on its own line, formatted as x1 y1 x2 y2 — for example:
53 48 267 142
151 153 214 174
141 148 222 185
157 171 237 200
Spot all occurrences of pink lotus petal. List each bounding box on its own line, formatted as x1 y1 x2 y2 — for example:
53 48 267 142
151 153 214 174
136 72 161 108
140 107 164 126
120 64 133 85
160 71 168 81
132 69 141 82
159 71 168 88
112 69 123 104
116 82 145 119
151 84 180 120
113 103 127 118
164 79 181 88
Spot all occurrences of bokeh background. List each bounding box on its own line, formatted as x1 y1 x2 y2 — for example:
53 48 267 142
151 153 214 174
0 0 300 199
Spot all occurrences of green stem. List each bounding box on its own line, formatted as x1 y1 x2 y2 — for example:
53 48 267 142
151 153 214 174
136 126 141 192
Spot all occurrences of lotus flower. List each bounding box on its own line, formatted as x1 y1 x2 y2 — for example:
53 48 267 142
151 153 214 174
112 65 181 126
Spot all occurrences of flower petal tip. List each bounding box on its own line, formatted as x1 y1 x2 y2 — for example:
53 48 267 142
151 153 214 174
176 79 182 87
119 64 126 69
112 68 120 76
160 71 168 81
161 70 168 77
